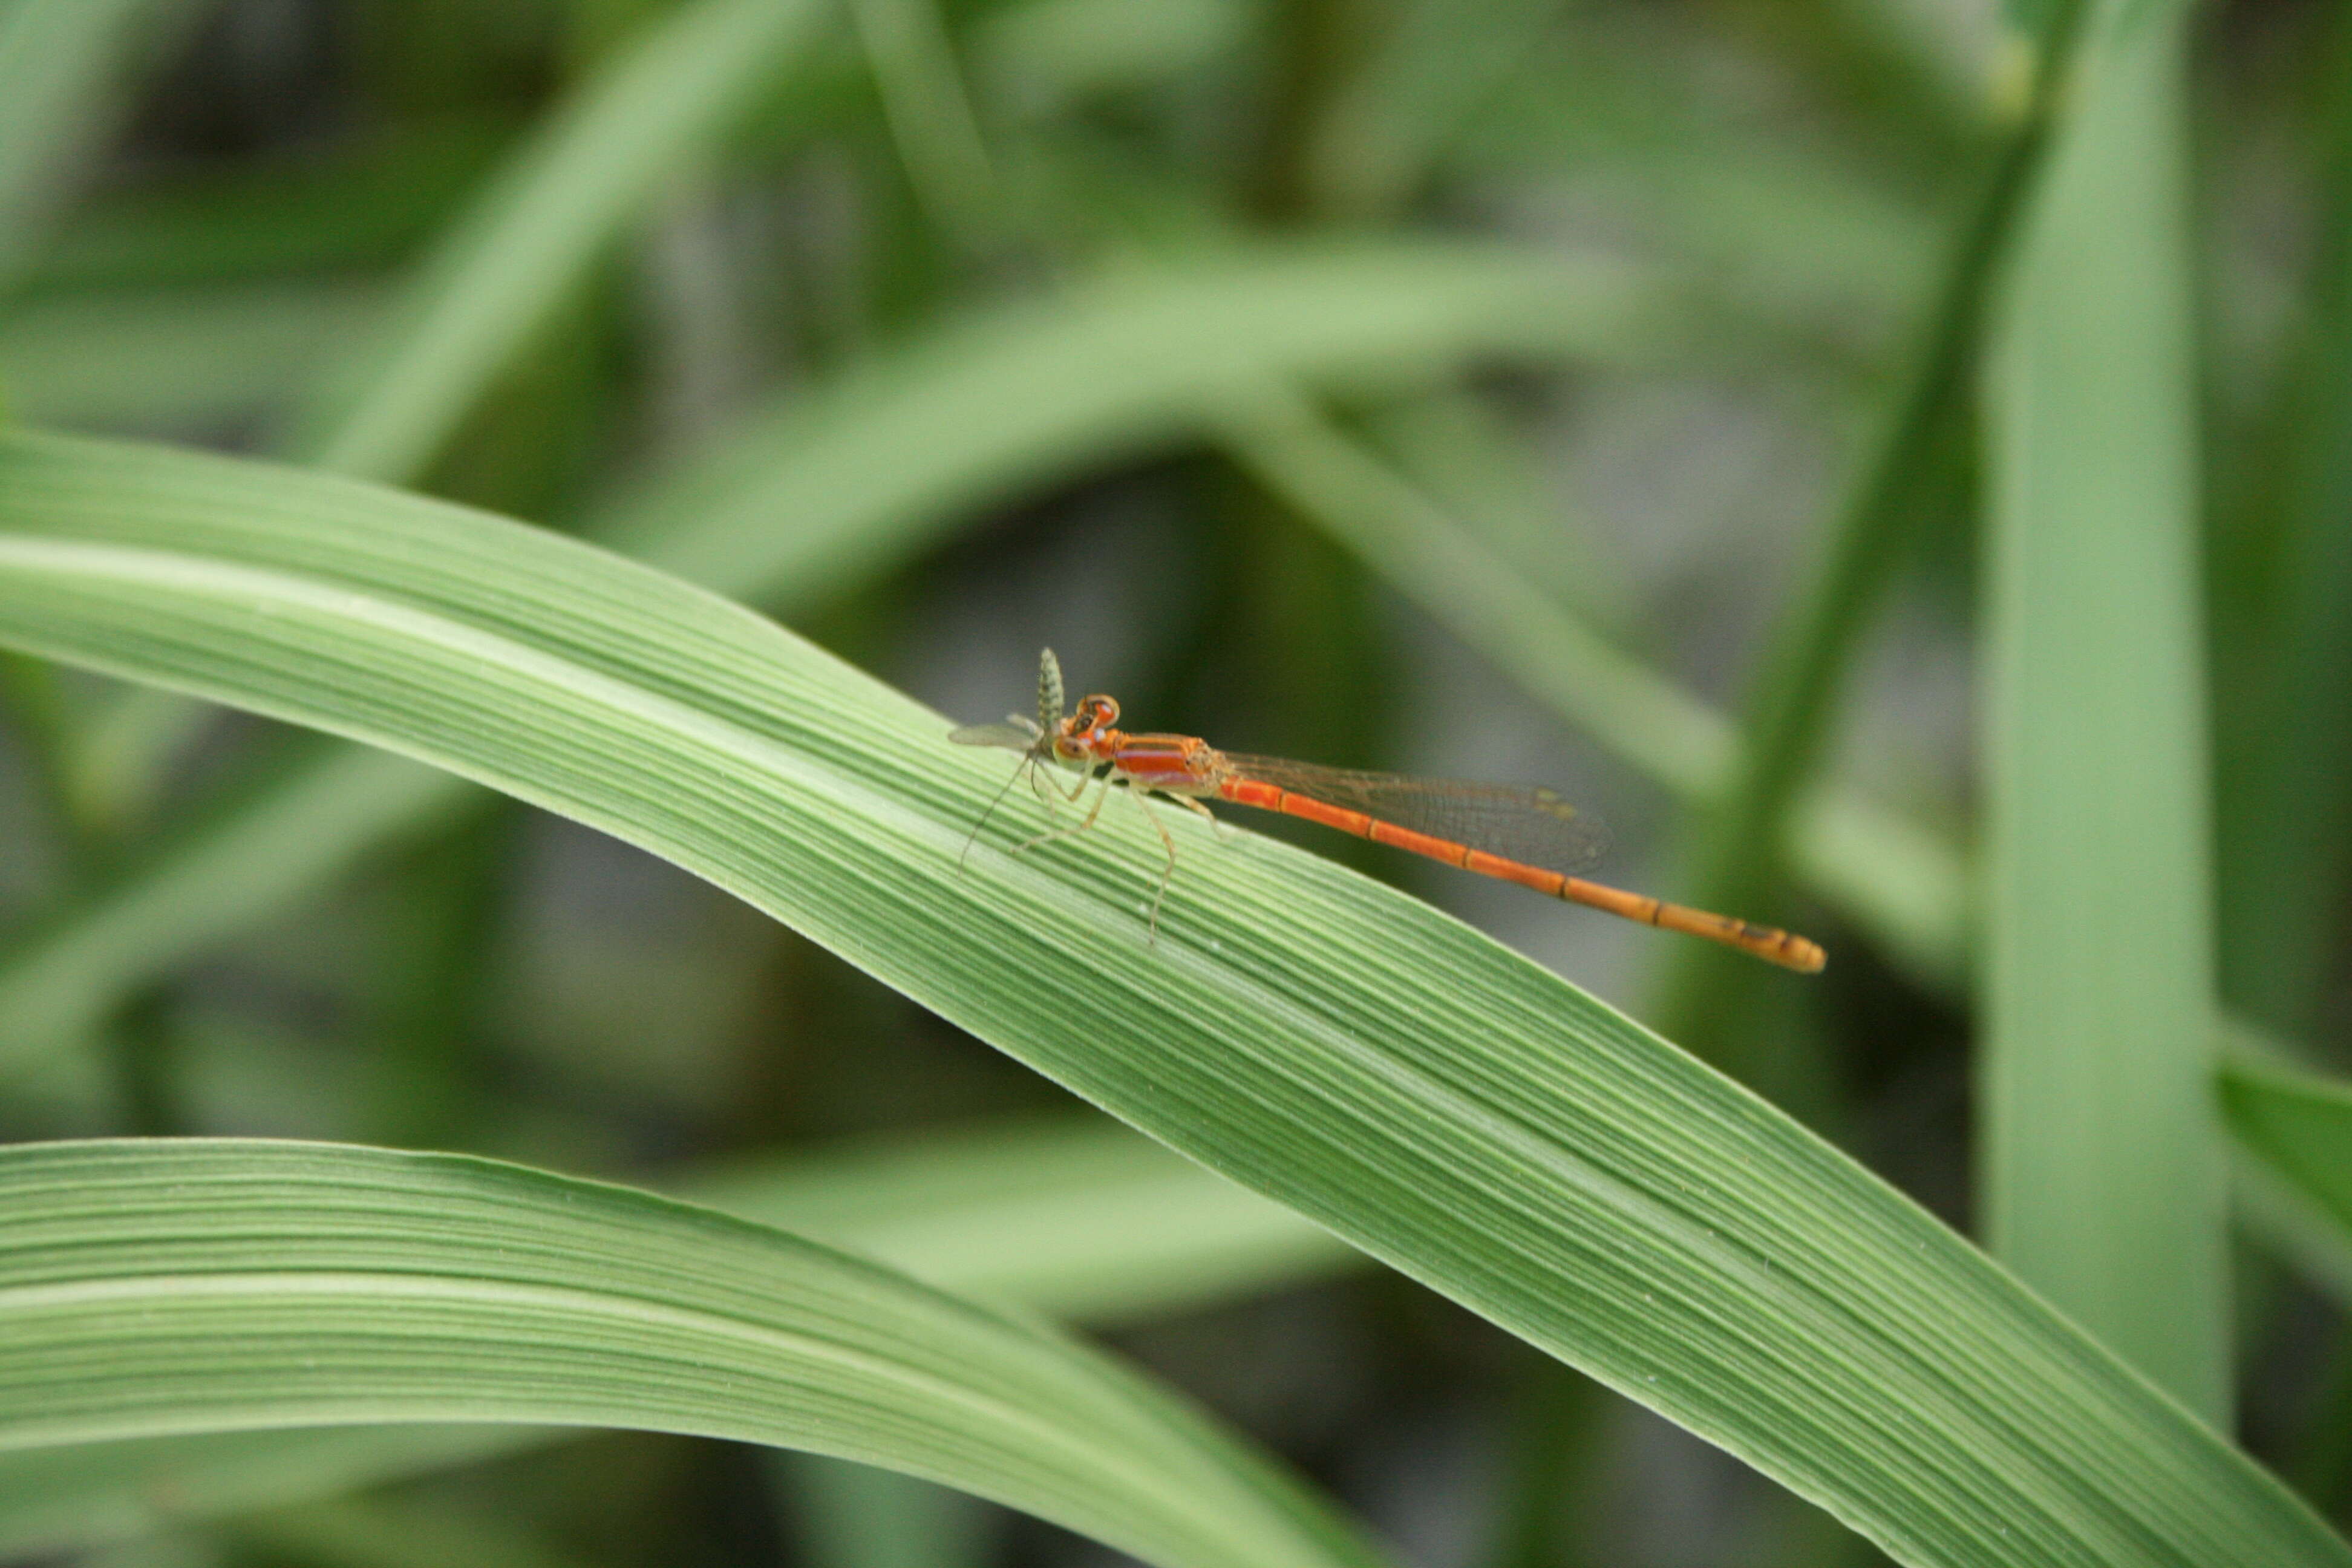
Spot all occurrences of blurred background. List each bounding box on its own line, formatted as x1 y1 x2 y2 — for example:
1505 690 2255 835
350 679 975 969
0 0 2344 1563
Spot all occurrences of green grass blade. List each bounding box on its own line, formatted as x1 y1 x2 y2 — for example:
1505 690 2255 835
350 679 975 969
848 0 998 241
1981 0 2225 1419
0 1112 1354 1558
0 1138 1385 1568
291 0 834 482
0 428 2337 1567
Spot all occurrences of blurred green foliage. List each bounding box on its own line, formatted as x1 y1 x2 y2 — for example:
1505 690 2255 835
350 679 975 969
0 0 2349 1563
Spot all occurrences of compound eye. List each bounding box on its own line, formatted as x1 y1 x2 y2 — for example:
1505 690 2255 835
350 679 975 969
1080 696 1119 728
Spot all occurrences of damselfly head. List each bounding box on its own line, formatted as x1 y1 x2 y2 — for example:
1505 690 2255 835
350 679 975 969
1057 694 1119 756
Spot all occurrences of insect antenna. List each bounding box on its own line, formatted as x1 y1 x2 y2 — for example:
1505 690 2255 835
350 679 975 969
1036 648 1066 737
959 715 1047 867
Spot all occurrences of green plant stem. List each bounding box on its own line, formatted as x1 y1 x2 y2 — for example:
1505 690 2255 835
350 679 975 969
1649 0 2089 1054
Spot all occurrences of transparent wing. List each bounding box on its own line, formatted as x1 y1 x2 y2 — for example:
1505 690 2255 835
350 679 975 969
949 719 1042 754
1217 753 1609 875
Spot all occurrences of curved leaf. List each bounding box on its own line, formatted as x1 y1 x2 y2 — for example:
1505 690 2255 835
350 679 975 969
0 1112 1357 1558
0 1138 1383 1568
0 428 2338 1568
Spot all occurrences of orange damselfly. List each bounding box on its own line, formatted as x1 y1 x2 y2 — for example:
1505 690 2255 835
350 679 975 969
950 648 1824 972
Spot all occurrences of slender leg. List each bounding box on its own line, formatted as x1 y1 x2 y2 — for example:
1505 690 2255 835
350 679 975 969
1025 762 1060 818
962 754 1042 869
1130 791 1181 940
1027 757 1094 822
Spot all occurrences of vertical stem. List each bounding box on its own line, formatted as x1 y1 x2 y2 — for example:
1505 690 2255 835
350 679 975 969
1981 0 2226 1420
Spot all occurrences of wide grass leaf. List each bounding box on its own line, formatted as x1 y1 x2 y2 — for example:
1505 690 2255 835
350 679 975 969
1981 0 2224 1417
0 1112 1357 1558
0 1138 1384 1568
0 428 2339 1568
